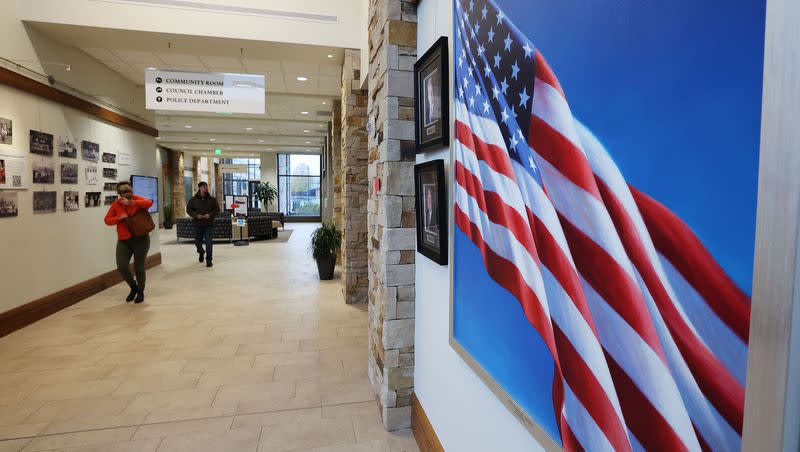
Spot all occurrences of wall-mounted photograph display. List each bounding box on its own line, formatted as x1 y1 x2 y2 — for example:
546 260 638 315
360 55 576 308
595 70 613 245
32 160 55 184
102 152 116 164
85 165 97 185
81 140 99 162
103 182 116 191
414 159 447 264
0 153 27 189
103 167 117 179
104 195 118 206
85 191 101 207
450 0 763 450
118 149 131 166
0 117 11 144
29 130 54 156
60 163 78 184
58 137 77 158
414 36 449 152
0 192 18 217
63 191 79 212
33 191 56 213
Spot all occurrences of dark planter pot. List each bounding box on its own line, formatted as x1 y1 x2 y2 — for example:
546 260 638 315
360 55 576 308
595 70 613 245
315 253 336 280
163 220 173 230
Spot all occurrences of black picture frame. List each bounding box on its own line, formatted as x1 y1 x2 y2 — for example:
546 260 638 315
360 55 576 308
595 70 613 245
414 159 447 265
414 36 449 152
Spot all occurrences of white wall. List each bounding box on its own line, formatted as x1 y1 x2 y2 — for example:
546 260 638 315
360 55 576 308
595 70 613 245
0 84 160 314
413 1 547 450
0 1 159 315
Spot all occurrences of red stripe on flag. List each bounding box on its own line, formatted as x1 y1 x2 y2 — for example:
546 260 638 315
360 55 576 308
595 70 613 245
455 162 540 262
606 354 690 452
558 214 667 362
598 178 745 433
455 206 557 356
534 50 565 98
630 186 751 343
554 326 632 452
455 120 517 181
529 115 602 201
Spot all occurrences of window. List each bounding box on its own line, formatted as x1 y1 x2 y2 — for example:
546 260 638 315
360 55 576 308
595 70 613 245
221 158 261 209
277 154 321 218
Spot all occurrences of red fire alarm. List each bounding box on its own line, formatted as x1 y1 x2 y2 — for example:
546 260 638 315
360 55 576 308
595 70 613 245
374 177 381 193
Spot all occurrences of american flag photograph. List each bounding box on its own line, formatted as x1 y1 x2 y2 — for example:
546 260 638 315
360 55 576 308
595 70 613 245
450 0 765 451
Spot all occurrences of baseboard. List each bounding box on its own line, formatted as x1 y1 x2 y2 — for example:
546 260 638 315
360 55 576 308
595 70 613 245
0 253 162 338
412 393 445 452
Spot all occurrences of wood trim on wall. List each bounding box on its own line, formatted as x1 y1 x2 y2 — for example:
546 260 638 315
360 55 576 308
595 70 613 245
412 393 445 452
0 66 158 137
0 253 162 338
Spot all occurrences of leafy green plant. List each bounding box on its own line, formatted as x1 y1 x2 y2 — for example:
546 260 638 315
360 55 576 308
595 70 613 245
254 181 278 211
309 223 342 261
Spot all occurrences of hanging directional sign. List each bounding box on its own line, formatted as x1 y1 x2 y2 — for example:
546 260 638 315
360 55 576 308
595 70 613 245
145 69 265 114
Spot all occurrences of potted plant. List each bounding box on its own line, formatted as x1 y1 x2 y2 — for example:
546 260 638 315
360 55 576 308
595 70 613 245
254 181 278 212
309 223 341 280
163 205 174 229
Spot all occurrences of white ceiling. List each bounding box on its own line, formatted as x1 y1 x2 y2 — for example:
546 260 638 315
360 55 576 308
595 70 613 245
26 22 342 156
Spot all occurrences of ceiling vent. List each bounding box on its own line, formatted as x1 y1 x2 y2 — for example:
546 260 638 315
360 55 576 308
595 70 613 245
93 0 338 23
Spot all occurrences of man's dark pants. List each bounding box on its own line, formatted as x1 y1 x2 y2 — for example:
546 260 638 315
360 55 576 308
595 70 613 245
195 225 213 262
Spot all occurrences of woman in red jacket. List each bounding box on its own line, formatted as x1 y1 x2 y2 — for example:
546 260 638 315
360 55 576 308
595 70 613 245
104 181 154 303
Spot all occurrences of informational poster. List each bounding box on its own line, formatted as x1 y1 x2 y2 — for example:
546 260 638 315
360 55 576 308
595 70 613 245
0 153 27 189
145 69 265 114
131 175 159 213
118 149 131 166
226 195 248 217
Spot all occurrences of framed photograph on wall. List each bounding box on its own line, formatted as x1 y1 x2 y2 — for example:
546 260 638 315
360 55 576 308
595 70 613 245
1 117 13 145
414 159 447 265
414 36 449 152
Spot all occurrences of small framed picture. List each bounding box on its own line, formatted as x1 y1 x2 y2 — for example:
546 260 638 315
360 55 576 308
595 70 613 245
414 159 447 265
414 36 449 152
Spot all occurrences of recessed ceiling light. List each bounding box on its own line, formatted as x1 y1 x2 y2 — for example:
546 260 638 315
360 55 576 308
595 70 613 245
147 67 157 70
245 127 253 131
155 137 161 140
322 101 327 105
184 125 192 128
210 138 215 141
267 148 272 150
301 111 309 115
327 54 333 58
258 139 264 143
305 141 311 144
296 76 308 81
304 130 310 133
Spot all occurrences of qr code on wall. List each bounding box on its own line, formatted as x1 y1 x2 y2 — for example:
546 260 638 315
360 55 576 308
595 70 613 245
12 175 21 187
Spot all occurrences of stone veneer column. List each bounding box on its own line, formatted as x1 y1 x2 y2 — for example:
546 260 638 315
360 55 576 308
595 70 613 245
331 99 343 233
341 49 370 305
192 156 202 190
214 162 223 210
169 149 186 218
366 0 418 431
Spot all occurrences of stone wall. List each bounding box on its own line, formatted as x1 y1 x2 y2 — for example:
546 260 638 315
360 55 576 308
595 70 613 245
341 49 370 305
214 162 223 210
192 156 201 193
366 0 418 431
169 149 186 218
332 99 343 233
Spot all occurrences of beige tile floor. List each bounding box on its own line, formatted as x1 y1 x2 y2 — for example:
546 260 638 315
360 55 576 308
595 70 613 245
0 224 418 452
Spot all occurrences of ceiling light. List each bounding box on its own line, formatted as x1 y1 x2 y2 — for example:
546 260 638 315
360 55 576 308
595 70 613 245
226 147 231 150
184 125 192 128
296 76 308 81
304 130 310 133
327 54 333 58
301 111 309 115
245 127 253 131
210 138 215 141
305 141 311 144
322 101 327 105
147 67 157 70
155 137 161 140
258 139 264 143
267 148 272 150
182 145 187 149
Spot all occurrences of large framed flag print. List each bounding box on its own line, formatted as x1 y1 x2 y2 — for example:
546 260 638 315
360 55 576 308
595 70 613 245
450 0 765 450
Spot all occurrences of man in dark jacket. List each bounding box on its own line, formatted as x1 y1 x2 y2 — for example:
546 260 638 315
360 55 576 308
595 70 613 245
187 182 220 267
